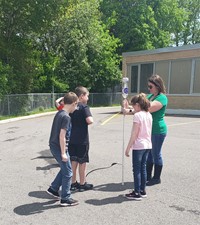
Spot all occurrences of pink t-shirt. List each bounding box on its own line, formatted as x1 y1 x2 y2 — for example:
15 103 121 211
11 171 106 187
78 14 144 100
132 111 152 150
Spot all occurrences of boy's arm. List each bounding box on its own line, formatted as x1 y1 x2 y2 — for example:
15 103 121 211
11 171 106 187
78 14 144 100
86 116 93 125
59 128 68 162
84 106 93 124
55 97 64 108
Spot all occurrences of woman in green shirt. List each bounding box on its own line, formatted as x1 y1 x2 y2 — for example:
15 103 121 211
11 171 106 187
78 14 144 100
146 74 168 186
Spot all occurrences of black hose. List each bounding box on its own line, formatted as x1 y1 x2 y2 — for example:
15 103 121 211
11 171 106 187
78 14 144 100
86 162 121 177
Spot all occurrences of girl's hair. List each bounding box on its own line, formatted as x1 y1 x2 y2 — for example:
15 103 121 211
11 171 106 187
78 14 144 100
75 86 89 97
64 92 78 104
130 93 150 112
148 74 166 94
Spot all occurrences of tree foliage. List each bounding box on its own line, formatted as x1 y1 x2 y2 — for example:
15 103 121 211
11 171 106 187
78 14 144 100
175 0 200 45
0 0 65 94
49 0 121 92
100 0 190 53
0 0 200 95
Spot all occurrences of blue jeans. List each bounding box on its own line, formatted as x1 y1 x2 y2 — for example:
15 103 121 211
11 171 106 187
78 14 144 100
147 134 166 166
132 149 150 193
50 148 72 200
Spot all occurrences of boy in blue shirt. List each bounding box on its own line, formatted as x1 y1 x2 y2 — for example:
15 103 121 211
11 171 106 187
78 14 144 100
47 92 79 206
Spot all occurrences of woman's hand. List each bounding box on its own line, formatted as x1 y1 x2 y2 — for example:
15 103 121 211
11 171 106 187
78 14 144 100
122 99 129 109
122 99 134 115
122 107 130 115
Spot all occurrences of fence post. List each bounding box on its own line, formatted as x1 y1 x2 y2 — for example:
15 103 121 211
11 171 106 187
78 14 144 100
90 93 94 107
7 95 10 115
31 93 34 110
110 93 113 106
52 86 55 108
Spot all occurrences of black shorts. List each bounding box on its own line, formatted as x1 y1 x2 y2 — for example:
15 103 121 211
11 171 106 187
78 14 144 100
68 144 89 164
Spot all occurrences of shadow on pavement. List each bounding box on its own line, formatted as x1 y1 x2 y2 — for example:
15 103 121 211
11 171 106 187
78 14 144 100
85 182 134 206
98 111 120 115
13 200 59 215
31 149 59 171
28 191 59 200
31 149 53 160
94 181 133 192
85 194 129 206
13 191 60 216
36 164 59 171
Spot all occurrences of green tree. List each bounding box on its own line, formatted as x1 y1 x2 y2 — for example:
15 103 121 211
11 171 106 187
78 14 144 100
0 0 65 94
100 0 188 52
46 0 121 92
0 0 121 94
175 0 200 45
0 61 13 97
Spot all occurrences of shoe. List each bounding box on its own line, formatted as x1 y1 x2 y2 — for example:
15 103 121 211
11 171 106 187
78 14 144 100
140 190 147 198
70 181 80 191
79 182 93 192
60 198 79 207
124 191 142 201
47 187 60 199
146 178 161 186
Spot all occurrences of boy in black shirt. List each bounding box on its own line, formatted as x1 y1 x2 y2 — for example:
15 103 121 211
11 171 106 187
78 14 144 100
68 86 94 192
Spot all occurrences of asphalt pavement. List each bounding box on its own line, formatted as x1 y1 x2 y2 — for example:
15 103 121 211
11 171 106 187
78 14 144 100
0 107 200 225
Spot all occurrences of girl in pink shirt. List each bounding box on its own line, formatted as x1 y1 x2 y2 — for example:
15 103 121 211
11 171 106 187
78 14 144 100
124 93 152 201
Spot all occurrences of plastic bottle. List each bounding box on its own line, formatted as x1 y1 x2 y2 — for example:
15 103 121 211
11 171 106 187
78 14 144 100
122 77 129 99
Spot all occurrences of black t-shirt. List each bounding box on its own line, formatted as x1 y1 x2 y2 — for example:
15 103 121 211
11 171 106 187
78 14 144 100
69 103 92 145
49 110 71 151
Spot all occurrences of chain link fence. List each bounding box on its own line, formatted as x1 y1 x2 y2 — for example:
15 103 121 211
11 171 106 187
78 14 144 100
0 93 122 116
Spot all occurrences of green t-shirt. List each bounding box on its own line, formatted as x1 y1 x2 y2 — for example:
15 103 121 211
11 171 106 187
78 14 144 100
147 93 168 134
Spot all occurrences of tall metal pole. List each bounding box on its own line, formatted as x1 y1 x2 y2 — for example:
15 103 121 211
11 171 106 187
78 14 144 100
121 77 129 185
122 113 125 185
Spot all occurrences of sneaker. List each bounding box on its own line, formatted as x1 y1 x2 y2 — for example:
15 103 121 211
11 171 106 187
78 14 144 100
60 198 79 207
146 178 161 186
124 191 142 201
140 190 147 198
47 187 60 199
70 181 80 191
79 182 93 192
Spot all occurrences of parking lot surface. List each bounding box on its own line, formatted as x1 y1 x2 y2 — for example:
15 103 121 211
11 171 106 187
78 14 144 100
0 107 200 225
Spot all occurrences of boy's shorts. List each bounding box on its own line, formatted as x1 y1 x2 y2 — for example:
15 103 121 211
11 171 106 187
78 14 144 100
68 144 89 164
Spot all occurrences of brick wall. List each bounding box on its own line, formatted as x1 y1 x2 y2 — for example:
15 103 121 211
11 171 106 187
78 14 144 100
122 46 200 114
124 48 200 64
167 95 200 110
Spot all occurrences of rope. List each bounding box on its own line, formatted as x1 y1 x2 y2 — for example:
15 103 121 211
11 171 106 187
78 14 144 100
86 162 121 177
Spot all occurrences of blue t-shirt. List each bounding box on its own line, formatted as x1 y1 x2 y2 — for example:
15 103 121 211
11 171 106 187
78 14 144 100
49 110 71 151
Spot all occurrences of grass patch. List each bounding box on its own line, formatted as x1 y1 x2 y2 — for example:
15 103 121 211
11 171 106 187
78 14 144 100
0 107 56 121
0 104 121 121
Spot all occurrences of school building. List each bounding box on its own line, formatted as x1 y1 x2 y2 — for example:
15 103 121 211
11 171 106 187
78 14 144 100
122 44 200 115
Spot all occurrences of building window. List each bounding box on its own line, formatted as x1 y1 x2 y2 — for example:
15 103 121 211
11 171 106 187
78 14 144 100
170 59 192 94
155 61 169 93
193 59 200 93
140 63 153 93
131 65 138 93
